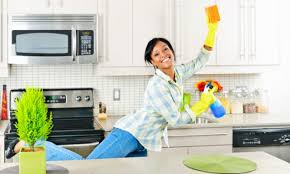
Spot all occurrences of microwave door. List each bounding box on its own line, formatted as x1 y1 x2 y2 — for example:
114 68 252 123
9 30 74 64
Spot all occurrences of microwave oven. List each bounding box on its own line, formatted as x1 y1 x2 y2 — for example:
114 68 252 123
8 14 97 64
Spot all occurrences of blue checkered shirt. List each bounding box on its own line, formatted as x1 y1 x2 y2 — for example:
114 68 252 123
114 48 210 151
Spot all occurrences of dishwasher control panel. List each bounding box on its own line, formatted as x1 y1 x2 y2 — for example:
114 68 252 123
233 128 290 147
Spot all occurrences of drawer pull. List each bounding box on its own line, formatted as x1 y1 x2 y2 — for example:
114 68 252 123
169 133 229 137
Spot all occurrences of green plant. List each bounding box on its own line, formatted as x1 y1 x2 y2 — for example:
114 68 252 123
15 88 53 151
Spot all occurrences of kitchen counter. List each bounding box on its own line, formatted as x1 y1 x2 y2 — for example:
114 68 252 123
95 113 290 132
0 151 289 173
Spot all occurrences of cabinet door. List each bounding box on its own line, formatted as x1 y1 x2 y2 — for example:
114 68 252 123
101 0 133 67
54 0 98 14
216 0 246 65
250 0 280 65
176 0 217 65
132 0 172 66
7 0 53 14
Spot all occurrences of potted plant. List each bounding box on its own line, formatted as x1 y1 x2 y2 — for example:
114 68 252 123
15 88 53 174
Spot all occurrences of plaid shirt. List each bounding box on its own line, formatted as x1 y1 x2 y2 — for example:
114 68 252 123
114 48 210 151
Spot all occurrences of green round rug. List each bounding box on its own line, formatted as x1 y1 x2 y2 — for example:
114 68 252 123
183 154 257 174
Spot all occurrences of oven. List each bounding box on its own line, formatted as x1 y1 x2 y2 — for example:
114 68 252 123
5 88 104 160
8 14 97 64
233 127 290 163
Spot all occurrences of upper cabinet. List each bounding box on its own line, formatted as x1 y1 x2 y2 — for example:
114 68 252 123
217 0 280 66
7 0 98 14
177 0 280 73
174 0 217 65
96 0 173 75
132 0 173 67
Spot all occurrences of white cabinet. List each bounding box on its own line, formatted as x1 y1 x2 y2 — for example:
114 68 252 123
251 0 280 65
175 0 217 65
132 0 172 66
159 127 233 154
217 0 280 66
96 0 173 75
99 0 133 67
7 0 54 14
177 0 280 73
7 0 98 14
53 0 98 14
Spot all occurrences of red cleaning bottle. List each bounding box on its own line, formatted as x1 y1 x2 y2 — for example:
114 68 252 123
1 85 8 120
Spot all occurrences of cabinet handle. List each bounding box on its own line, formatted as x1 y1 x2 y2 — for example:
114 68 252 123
169 133 229 137
47 0 51 8
60 0 64 8
240 0 246 60
249 0 256 60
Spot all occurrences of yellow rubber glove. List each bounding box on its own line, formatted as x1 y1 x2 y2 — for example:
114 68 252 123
204 19 219 48
191 88 216 117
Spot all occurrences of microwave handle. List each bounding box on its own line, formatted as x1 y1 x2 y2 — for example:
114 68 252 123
72 28 77 62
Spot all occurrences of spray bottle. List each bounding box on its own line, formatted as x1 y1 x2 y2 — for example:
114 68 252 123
204 82 225 118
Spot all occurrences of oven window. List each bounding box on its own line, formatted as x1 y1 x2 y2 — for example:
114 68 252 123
12 30 71 56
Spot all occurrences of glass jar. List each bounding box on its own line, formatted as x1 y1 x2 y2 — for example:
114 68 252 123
254 89 269 113
229 89 244 114
243 91 257 113
217 91 230 114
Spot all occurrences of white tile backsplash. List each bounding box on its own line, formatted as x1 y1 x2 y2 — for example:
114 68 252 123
0 65 263 116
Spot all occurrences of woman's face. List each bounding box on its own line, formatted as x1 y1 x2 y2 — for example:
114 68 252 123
150 41 175 71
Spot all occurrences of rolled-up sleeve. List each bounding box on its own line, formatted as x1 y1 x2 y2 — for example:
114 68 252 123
146 84 193 126
176 47 210 80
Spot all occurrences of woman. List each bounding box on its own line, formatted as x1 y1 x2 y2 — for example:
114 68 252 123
6 20 218 161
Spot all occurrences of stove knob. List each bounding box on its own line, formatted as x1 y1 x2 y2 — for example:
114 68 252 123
76 96 82 102
85 96 90 101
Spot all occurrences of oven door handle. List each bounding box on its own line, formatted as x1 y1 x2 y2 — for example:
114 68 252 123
72 28 77 62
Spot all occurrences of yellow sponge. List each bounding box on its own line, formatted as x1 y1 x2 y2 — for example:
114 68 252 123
205 5 221 23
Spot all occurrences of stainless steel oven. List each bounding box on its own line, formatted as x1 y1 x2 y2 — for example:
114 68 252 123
8 14 97 64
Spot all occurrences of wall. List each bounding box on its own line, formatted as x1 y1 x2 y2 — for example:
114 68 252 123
0 64 263 116
261 0 290 115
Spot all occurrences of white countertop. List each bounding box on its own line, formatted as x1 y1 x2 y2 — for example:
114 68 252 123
96 113 290 132
1 151 289 174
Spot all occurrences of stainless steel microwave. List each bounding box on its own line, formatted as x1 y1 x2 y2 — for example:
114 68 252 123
8 14 97 64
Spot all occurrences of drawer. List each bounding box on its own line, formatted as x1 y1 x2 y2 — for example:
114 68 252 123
162 127 232 147
187 145 232 154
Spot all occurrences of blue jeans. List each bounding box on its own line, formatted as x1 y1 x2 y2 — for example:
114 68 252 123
35 128 147 161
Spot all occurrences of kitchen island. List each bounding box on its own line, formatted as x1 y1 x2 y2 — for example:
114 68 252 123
0 151 289 173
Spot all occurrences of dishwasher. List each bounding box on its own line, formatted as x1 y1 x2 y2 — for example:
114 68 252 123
233 127 290 163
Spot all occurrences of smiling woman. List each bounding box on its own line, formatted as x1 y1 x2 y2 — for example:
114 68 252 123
6 19 219 161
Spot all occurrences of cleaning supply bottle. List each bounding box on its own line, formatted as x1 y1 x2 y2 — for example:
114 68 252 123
1 84 8 120
205 82 225 118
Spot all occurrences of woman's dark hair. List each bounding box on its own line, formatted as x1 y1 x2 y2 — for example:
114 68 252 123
144 38 175 65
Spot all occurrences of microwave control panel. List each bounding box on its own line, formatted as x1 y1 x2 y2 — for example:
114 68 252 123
77 30 94 55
